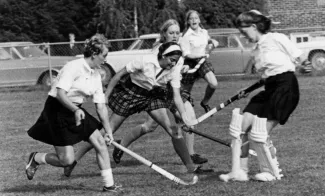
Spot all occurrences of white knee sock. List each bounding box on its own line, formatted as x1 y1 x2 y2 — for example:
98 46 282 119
34 153 47 165
101 169 114 187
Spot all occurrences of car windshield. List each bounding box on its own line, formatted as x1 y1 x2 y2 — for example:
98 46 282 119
0 48 12 60
15 45 47 58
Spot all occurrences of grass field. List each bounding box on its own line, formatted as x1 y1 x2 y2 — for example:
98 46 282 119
1 75 325 196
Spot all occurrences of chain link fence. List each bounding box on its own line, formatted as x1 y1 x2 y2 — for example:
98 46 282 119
0 27 323 88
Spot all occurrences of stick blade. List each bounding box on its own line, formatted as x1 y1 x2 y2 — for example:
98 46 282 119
176 175 199 185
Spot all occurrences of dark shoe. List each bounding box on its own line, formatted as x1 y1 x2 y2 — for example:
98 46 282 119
193 166 214 174
103 184 123 193
200 102 211 113
113 140 124 164
26 152 39 180
64 161 77 177
191 154 208 164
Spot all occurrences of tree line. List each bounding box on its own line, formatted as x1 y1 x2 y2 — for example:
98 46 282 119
0 0 265 43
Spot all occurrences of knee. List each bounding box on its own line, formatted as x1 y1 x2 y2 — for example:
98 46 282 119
170 126 183 139
208 80 218 89
93 136 108 152
141 122 158 134
58 155 75 167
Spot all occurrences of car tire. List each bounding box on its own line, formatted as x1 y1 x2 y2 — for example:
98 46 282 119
310 51 325 76
40 71 58 87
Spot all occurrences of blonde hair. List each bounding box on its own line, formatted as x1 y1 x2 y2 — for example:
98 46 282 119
183 10 204 34
159 19 180 43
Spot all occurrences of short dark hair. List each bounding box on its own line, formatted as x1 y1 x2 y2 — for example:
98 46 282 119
83 34 108 58
235 11 271 34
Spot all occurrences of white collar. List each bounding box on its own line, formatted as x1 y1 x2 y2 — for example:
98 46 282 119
184 27 204 36
82 58 95 74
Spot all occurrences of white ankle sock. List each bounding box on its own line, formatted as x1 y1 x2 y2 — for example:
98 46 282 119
34 153 47 165
101 169 114 187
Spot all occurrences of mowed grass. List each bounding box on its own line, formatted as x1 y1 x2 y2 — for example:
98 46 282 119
1 75 325 196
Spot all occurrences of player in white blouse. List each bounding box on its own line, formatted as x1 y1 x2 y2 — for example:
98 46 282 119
220 10 302 182
111 19 210 166
180 10 219 113
26 35 122 192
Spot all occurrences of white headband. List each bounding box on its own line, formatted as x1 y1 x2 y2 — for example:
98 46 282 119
162 44 182 56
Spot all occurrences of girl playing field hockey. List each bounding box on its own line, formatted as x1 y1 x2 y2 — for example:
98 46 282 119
180 10 219 113
105 41 203 174
112 19 209 165
219 10 302 182
25 35 122 193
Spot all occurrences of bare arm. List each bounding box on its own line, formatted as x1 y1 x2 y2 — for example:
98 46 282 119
95 102 113 140
104 67 128 101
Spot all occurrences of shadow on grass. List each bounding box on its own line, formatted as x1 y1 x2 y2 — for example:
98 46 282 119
2 183 93 194
200 170 230 182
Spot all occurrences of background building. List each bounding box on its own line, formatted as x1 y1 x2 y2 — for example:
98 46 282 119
266 0 325 33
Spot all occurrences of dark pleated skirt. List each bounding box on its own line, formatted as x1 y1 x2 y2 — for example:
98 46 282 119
243 71 300 125
28 96 102 146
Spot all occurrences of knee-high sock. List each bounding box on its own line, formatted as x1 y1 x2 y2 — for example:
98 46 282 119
230 137 242 173
172 137 195 171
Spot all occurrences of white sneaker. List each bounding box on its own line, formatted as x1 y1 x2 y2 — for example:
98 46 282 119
219 169 249 182
254 172 276 181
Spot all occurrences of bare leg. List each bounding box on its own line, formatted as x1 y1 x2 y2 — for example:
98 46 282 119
148 108 196 172
120 116 159 147
201 71 218 105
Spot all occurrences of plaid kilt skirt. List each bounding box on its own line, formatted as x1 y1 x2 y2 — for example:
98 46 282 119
108 77 192 117
181 58 215 85
27 96 102 146
167 84 194 114
243 71 299 125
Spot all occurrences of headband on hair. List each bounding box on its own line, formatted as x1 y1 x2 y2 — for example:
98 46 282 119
248 10 281 25
162 44 182 56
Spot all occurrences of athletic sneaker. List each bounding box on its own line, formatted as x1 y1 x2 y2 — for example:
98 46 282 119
200 102 211 113
191 154 208 164
26 152 39 180
219 169 249 182
64 161 77 177
103 184 123 193
254 172 276 181
193 166 214 174
112 140 124 164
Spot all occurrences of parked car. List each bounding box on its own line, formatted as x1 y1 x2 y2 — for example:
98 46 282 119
104 29 256 75
295 40 325 75
0 42 79 87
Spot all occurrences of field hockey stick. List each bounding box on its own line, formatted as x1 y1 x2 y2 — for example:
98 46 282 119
111 141 198 186
187 79 265 126
187 44 214 74
182 125 230 147
182 126 256 156
187 58 206 73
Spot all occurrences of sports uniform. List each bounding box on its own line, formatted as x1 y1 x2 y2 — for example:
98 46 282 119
220 10 302 182
180 27 215 85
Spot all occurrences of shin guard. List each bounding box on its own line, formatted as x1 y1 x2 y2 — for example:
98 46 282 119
220 110 248 182
250 141 282 180
229 108 243 138
249 117 282 180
